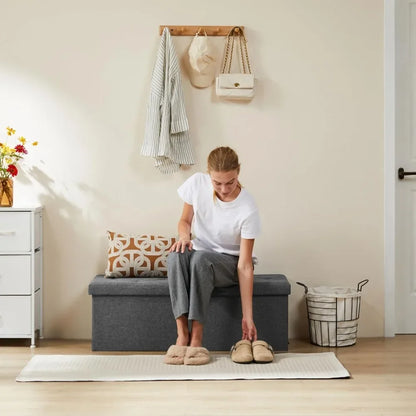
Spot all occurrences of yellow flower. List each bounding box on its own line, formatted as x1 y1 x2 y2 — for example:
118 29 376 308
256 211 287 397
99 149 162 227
5 157 13 164
6 127 16 136
32 141 38 146
2 144 13 154
18 136 27 144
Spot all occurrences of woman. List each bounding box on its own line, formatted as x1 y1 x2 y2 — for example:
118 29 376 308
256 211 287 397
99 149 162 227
165 146 261 365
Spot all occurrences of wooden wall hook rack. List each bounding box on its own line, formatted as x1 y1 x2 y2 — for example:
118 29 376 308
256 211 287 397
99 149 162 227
159 25 244 36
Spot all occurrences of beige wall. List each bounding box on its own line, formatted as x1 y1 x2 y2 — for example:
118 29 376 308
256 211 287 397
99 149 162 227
0 0 384 340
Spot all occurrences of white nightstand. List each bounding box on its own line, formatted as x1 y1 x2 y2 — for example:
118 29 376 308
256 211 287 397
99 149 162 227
0 207 43 347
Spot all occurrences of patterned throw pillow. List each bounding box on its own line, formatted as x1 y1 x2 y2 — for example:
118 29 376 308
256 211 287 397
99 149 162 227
105 231 176 277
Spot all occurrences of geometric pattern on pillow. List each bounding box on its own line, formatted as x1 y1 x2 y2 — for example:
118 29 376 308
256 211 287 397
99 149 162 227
104 231 176 278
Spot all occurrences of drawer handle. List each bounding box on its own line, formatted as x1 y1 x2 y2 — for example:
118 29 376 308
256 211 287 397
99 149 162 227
0 231 16 236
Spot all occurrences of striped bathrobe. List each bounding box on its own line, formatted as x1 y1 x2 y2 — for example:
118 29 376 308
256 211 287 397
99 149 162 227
141 27 195 174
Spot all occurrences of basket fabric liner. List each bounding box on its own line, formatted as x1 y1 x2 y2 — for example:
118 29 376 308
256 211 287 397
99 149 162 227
307 286 362 298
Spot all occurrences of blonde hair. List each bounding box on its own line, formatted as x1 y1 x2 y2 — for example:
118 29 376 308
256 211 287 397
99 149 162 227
207 147 242 201
207 146 240 173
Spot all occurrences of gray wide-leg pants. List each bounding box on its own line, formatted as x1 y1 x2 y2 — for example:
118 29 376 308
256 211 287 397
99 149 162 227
167 249 239 324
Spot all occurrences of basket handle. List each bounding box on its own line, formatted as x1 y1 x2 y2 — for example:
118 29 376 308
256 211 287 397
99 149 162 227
357 279 369 292
296 282 308 294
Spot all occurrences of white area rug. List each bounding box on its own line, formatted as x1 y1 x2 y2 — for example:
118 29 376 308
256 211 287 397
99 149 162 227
16 352 349 382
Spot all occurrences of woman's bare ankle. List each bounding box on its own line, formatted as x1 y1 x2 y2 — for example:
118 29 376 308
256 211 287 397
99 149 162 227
176 315 190 346
176 334 189 346
189 321 203 347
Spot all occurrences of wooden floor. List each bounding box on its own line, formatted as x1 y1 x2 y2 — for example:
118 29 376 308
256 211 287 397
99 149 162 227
1 336 416 416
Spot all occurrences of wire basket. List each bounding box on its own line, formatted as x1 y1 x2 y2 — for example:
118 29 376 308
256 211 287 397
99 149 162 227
296 279 369 347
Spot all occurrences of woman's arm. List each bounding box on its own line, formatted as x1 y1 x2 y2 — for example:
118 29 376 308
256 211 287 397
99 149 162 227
170 202 194 253
237 238 257 341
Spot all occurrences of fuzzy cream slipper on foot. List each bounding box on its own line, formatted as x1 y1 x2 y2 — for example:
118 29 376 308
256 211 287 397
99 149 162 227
184 346 210 365
252 340 274 363
164 345 188 365
230 340 253 364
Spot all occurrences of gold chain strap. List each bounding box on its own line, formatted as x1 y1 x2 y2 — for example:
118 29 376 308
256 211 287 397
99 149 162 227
239 30 251 74
221 29 234 73
221 27 252 74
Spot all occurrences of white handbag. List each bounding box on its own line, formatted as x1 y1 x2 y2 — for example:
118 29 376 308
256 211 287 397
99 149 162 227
216 27 254 101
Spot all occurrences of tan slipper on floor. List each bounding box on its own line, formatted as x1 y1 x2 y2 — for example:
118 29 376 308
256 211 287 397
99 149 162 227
230 340 253 364
164 345 188 365
184 346 210 365
252 340 274 363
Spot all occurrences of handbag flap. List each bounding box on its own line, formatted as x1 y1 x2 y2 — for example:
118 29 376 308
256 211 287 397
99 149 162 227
218 74 254 89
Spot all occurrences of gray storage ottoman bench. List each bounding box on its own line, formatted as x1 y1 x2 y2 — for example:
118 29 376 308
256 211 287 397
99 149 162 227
88 274 290 351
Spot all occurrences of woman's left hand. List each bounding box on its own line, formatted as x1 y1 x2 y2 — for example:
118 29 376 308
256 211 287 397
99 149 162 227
241 317 257 342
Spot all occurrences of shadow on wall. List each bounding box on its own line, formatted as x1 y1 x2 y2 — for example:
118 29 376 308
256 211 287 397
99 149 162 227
25 166 105 339
290 287 309 339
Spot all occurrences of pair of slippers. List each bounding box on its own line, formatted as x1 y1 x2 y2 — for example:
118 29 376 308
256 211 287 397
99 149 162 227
164 345 210 365
230 340 274 364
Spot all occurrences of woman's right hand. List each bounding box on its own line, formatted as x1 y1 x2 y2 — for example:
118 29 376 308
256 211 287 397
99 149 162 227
171 203 194 253
170 238 193 253
242 317 257 342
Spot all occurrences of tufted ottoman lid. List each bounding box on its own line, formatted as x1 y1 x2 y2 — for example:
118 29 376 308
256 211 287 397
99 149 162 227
88 274 290 297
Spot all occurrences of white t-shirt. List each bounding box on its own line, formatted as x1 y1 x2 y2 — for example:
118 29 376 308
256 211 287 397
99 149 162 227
177 172 261 256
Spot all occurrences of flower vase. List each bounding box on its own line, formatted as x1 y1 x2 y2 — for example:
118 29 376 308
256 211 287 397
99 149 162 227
0 178 13 207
